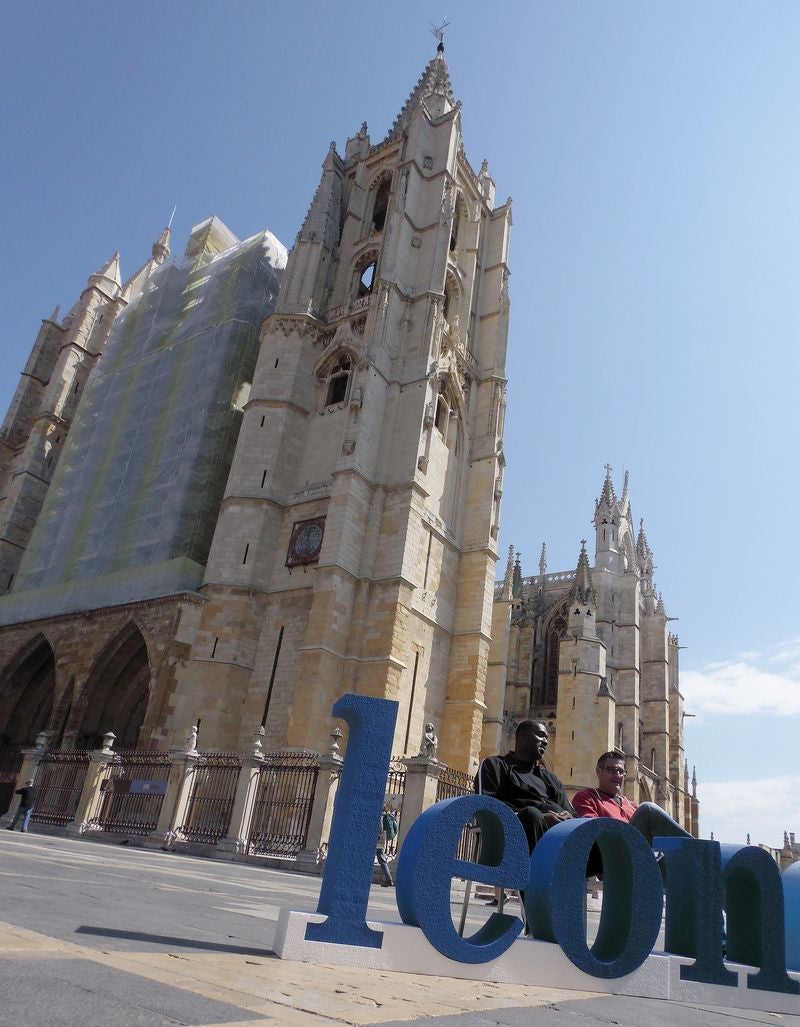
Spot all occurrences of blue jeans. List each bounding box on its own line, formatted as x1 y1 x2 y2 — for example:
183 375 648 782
9 807 33 832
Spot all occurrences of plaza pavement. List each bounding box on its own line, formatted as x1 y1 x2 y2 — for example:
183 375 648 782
0 830 795 1026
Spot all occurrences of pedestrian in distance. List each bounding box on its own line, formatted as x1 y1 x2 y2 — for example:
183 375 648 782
7 779 36 832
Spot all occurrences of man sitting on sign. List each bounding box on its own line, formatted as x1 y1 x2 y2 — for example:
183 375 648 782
475 719 574 855
572 750 692 845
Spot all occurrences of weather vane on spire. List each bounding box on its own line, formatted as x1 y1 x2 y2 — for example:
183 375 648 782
430 18 450 50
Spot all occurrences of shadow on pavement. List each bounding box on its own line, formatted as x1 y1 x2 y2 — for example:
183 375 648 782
75 925 275 957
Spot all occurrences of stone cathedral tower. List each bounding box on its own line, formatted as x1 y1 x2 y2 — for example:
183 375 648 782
487 469 696 830
164 45 511 766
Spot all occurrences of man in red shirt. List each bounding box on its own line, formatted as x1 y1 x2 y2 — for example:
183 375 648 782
572 751 691 845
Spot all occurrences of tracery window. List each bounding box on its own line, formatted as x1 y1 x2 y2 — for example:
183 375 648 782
323 354 352 407
371 176 391 233
541 602 568 707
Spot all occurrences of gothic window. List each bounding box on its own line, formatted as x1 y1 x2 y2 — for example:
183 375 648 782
541 602 568 707
434 381 453 435
450 194 465 252
443 276 457 322
353 252 378 300
371 175 391 233
617 722 625 752
323 355 352 408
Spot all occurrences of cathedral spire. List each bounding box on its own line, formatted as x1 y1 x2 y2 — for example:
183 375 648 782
152 225 171 265
512 551 523 598
90 252 122 289
597 463 617 510
384 47 456 142
570 540 596 604
501 544 514 600
538 542 547 579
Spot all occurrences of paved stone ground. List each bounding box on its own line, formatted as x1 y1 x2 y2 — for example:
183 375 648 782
0 831 796 1025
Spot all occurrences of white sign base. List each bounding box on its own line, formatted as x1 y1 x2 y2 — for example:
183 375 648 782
274 908 800 1015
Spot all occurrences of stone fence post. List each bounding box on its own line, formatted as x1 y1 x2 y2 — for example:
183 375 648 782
63 733 118 836
0 732 48 827
295 753 343 873
396 755 443 857
217 735 266 859
145 749 199 849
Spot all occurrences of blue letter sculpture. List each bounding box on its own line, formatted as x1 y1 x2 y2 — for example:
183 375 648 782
396 794 529 962
306 693 398 948
527 818 663 979
658 836 736 986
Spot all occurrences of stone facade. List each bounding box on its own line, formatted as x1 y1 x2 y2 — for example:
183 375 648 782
486 469 698 831
0 48 510 774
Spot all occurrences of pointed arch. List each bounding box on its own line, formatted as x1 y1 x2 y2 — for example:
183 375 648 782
352 248 379 300
77 622 152 749
316 347 357 411
539 599 569 708
0 633 56 746
428 370 468 527
450 192 467 253
368 172 392 234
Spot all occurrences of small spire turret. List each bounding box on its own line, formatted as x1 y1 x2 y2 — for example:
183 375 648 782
570 540 596 605
501 544 514 600
152 226 171 265
512 551 523 598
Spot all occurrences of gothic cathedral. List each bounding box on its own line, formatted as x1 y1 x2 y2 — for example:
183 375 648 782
0 46 693 825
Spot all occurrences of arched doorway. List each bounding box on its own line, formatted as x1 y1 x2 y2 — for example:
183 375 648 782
77 624 152 749
0 634 56 813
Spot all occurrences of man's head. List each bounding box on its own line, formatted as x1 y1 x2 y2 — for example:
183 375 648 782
595 751 626 796
514 720 549 763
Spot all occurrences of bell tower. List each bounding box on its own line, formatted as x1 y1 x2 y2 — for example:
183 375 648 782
166 45 511 768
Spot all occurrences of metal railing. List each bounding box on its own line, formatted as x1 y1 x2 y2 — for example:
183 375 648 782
382 757 407 858
0 747 23 816
178 752 241 844
246 752 319 857
31 750 90 826
435 764 480 862
92 750 171 835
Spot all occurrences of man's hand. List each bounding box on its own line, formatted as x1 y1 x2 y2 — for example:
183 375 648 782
543 810 573 825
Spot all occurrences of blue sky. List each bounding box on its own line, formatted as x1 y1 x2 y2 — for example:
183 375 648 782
2 2 798 847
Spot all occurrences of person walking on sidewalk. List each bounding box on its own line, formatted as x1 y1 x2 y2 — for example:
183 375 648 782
8 779 36 832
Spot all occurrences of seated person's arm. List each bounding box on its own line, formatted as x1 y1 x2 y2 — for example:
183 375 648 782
571 791 601 818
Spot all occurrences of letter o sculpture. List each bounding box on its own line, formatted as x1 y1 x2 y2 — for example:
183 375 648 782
526 818 663 979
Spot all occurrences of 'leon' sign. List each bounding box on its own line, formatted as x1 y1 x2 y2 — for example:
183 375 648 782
305 694 800 994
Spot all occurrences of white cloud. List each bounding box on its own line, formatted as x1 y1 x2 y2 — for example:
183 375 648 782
698 775 800 851
682 643 800 716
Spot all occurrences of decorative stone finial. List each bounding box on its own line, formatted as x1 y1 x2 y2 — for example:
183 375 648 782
252 725 265 755
330 726 343 755
101 731 116 754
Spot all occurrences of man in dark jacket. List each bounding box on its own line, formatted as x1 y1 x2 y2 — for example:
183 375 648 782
8 779 36 833
475 720 574 855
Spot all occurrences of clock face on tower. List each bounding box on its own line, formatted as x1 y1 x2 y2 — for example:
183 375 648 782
286 516 326 568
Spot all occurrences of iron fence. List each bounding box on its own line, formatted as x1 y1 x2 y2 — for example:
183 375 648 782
382 756 407 857
0 747 23 816
247 752 319 857
91 750 171 835
31 750 90 826
178 752 241 844
436 764 481 863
